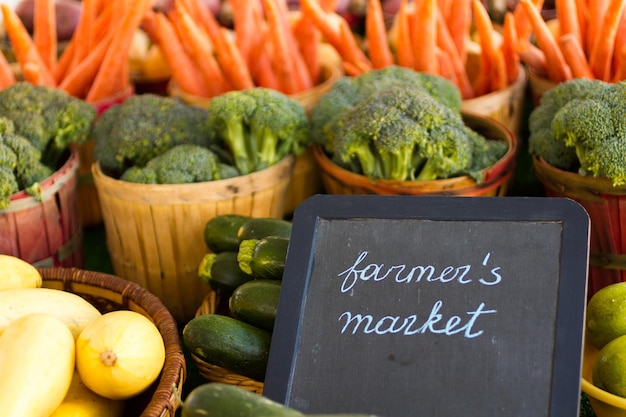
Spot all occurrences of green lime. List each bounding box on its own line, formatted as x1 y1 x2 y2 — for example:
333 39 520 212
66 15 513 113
593 334 626 397
586 282 626 350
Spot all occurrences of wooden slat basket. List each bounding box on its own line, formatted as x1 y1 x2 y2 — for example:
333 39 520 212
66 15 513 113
37 267 186 417
92 155 295 324
0 147 82 267
533 156 626 299
191 291 265 394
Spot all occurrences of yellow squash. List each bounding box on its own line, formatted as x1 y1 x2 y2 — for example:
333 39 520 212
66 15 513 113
0 254 42 290
0 313 75 417
0 287 102 338
76 310 166 400
49 370 125 417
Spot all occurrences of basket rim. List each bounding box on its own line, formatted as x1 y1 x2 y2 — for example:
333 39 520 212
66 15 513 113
38 267 186 417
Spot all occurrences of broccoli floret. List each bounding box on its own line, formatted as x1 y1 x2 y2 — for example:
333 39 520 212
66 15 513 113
206 88 309 175
120 144 234 184
0 132 53 205
310 66 462 154
0 82 96 168
332 87 491 181
466 128 510 178
0 117 15 134
547 81 626 186
528 78 612 172
93 94 213 177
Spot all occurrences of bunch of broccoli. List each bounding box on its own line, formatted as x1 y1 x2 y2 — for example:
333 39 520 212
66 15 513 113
0 83 97 208
528 78 626 186
92 94 214 178
120 144 239 184
206 87 310 175
310 66 507 181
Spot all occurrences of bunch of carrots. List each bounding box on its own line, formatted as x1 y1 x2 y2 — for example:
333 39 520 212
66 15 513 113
0 0 153 104
298 0 528 99
514 0 626 83
142 0 347 98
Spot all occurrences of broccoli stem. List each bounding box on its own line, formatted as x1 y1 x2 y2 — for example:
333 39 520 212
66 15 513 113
224 120 254 175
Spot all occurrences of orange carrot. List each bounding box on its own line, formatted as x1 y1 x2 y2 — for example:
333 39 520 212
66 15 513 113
519 0 572 82
68 0 97 71
292 13 322 83
151 11 208 97
33 0 57 73
319 0 340 11
574 0 588 49
446 0 471 64
411 0 438 74
612 43 626 82
395 0 414 68
588 0 626 81
585 0 608 55
516 39 549 76
262 0 300 93
436 9 473 98
612 12 626 78
229 0 263 68
366 0 393 69
559 33 594 79
501 11 520 84
58 30 114 97
53 39 74 83
338 19 373 75
299 0 343 47
1 4 56 86
513 0 544 42
86 0 150 102
0 49 16 89
192 0 225 41
213 27 255 91
437 0 451 20
249 30 280 90
174 1 229 97
471 0 502 95
555 0 582 48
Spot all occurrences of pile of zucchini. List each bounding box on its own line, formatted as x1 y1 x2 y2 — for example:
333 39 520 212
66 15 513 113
183 215 292 382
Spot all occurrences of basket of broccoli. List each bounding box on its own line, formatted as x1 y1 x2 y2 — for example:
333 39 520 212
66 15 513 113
0 82 97 267
309 66 517 196
90 92 305 323
528 78 626 298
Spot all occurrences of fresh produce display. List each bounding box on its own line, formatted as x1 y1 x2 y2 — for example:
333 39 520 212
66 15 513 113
0 81 96 207
0 313 75 417
0 252 42 290
528 78 626 186
310 66 508 181
188 214 293 382
180 382 382 417
75 310 166 400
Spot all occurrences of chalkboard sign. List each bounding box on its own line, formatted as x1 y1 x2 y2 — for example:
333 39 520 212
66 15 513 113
264 195 590 417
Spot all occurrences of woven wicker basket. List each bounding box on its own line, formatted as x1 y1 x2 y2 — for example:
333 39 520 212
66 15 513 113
191 291 265 394
37 267 185 417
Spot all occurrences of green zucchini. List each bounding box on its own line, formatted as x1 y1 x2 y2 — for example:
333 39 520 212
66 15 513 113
237 235 290 280
204 214 251 253
182 314 271 381
229 279 282 331
237 217 292 242
181 382 382 417
197 251 254 297
182 383 303 417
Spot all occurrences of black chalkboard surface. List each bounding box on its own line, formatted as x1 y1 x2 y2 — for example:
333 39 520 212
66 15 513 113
264 195 590 417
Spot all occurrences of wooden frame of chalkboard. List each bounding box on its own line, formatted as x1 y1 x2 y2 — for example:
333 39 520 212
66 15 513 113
264 195 590 417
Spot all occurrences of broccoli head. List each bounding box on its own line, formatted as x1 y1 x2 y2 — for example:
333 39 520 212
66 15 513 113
0 82 96 168
207 87 309 175
0 132 53 206
528 78 612 172
310 66 462 154
549 81 626 185
120 144 239 184
332 87 502 182
93 94 213 177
